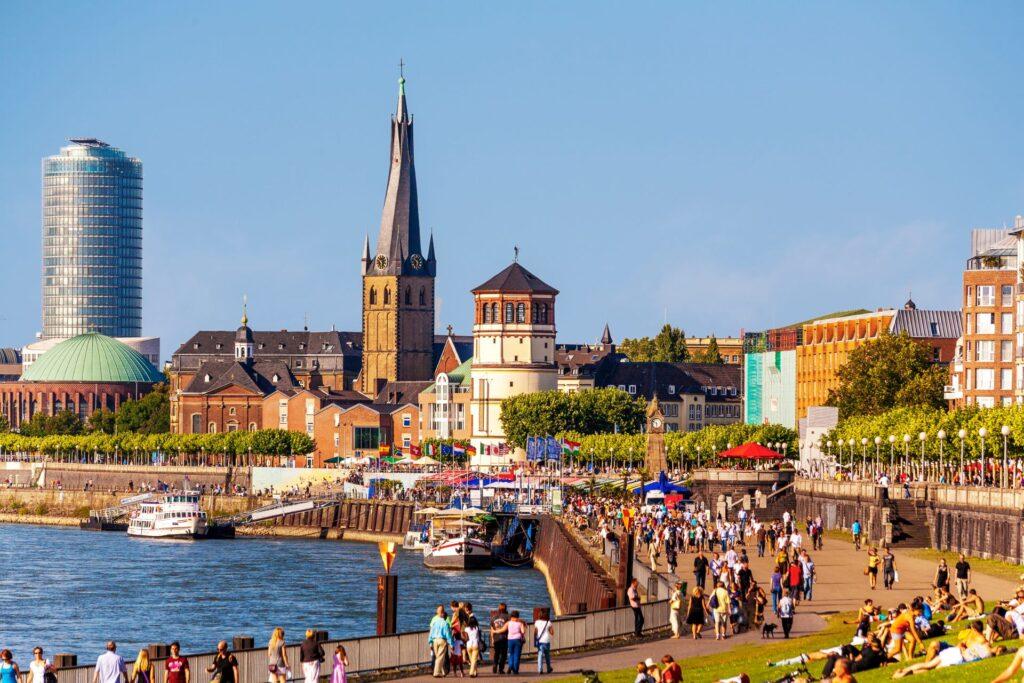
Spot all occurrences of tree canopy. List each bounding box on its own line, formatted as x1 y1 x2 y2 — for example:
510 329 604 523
692 335 724 364
619 325 689 363
500 388 646 447
826 331 946 417
115 383 170 433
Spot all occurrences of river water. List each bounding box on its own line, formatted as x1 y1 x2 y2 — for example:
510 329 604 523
0 524 551 660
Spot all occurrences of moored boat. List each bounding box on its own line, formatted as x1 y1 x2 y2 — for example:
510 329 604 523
127 491 208 539
423 534 493 570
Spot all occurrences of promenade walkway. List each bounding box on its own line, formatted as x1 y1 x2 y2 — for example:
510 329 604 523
402 538 1018 682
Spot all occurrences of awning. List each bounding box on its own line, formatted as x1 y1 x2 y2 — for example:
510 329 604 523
718 442 786 460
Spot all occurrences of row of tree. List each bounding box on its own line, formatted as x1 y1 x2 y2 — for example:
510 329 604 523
3 385 171 437
826 405 1024 460
618 325 726 364
0 429 316 457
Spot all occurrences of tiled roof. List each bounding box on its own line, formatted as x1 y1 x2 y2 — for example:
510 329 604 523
21 333 163 384
375 380 433 405
183 360 298 395
471 262 558 294
889 309 962 339
594 361 742 402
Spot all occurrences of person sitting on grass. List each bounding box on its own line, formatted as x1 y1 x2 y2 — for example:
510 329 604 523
992 644 1024 683
926 585 956 612
985 605 1024 643
844 599 880 638
948 588 985 621
633 661 655 683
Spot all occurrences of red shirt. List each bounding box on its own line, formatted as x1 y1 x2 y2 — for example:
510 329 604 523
662 662 682 683
788 563 802 586
165 657 189 683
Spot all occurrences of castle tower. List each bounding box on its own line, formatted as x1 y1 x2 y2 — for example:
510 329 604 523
469 258 558 465
361 75 437 395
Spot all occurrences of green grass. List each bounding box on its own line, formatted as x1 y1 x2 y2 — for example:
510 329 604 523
552 612 1020 683
909 548 1024 584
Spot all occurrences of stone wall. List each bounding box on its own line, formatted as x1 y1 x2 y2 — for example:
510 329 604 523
794 480 888 542
690 468 796 521
38 462 245 492
269 498 414 540
533 516 617 615
0 487 266 518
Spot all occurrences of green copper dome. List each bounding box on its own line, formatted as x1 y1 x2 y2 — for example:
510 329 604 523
21 333 164 383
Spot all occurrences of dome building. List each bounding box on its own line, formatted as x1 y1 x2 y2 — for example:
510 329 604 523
0 332 163 430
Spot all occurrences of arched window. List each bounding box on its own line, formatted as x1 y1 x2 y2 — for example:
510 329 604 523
540 303 549 324
369 287 377 305
209 422 218 433
404 287 411 305
531 303 539 323
483 304 491 324
516 303 526 323
384 287 391 304
419 287 426 306
191 414 202 433
248 422 257 431
226 422 238 433
491 303 498 322
504 303 515 323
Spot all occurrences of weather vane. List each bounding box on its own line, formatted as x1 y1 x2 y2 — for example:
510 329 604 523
513 245 519 263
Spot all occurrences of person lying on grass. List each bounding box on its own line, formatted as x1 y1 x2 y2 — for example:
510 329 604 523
992 644 1024 683
766 632 886 676
892 629 1004 678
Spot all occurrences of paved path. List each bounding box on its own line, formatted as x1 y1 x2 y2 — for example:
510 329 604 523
400 538 1018 681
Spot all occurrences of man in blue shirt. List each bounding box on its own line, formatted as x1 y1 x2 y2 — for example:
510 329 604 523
428 605 454 678
851 520 862 550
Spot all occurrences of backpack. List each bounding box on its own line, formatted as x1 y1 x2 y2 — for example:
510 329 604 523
709 592 719 610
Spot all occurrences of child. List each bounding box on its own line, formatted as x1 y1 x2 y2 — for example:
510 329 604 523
450 634 465 677
331 645 348 683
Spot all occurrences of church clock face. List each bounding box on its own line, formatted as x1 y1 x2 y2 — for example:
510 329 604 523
375 254 388 271
410 253 423 270
651 418 663 429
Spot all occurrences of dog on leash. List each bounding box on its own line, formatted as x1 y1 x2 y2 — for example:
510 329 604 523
761 622 778 638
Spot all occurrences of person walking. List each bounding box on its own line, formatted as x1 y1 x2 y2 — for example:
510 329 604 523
205 643 237 683
504 611 525 675
130 650 153 683
865 547 880 590
26 648 53 683
164 642 188 683
685 587 709 640
489 603 510 675
92 642 126 683
778 589 795 639
1 650 21 683
267 629 288 683
934 558 950 593
463 618 481 678
330 646 348 683
669 582 684 638
428 605 454 678
711 581 730 641
800 552 815 601
627 578 644 637
882 547 897 590
770 565 783 615
533 609 554 674
693 551 709 591
955 553 972 599
299 629 325 683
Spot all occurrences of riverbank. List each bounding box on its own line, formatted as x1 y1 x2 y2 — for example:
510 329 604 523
0 512 80 526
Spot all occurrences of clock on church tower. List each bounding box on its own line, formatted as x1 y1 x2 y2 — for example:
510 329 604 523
645 397 668 473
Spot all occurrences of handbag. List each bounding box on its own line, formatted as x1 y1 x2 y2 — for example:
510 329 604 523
533 621 549 648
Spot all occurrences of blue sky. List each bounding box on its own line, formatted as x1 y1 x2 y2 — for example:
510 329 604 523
3 3 1024 358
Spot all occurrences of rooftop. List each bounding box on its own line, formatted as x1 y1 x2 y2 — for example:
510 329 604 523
20 333 163 384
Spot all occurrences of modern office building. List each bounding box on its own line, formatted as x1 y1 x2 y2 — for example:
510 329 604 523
42 138 143 339
947 227 1018 407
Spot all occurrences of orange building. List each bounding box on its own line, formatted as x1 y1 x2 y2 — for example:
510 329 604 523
796 304 960 419
687 336 744 364
310 402 420 467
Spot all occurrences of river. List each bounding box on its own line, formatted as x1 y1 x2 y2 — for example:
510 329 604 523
0 524 551 660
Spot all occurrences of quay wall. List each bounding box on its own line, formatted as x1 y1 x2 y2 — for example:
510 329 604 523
534 515 617 616
50 599 669 683
690 469 796 521
794 480 1024 562
0 488 267 518
0 461 243 491
263 499 414 542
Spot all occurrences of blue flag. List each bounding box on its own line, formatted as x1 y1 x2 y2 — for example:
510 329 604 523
546 436 561 460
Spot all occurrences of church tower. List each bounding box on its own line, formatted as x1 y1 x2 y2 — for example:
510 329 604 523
361 75 437 395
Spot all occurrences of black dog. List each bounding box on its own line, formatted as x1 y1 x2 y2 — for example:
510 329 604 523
762 622 778 638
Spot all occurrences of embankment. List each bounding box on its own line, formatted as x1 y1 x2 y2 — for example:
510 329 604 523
0 487 267 519
534 515 617 616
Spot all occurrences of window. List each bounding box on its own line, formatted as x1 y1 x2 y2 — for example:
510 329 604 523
419 288 426 306
305 399 315 415
227 422 238 432
1003 284 1014 302
505 303 514 323
976 368 995 390
933 347 941 362
628 384 636 394
334 413 340 427
667 384 675 395
977 396 995 408
663 403 679 417
1002 367 1013 390
540 304 549 324
191 414 202 433
208 422 218 433
977 313 995 334
490 303 498 322
1003 313 1014 334
1002 340 1013 362
369 287 377 305
483 304 491 324
353 427 380 450
618 384 625 391
929 322 939 337
978 285 995 306
516 303 526 323
334 434 340 447
531 303 539 323
229 406 236 416
402 434 411 448
976 340 995 362
403 413 411 427
404 287 411 305
384 287 391 304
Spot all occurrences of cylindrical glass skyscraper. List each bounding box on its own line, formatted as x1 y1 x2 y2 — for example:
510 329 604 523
42 138 142 339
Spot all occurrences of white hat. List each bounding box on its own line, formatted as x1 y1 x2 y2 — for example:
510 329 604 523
644 658 657 668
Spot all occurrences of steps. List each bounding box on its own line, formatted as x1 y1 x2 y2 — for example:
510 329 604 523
889 498 931 548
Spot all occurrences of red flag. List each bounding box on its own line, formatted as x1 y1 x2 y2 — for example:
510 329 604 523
410 445 422 457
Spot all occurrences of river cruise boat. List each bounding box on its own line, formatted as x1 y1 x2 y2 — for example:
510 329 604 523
421 508 493 570
127 492 208 539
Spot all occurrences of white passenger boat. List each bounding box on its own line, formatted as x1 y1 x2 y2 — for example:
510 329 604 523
421 508 493 570
127 492 208 539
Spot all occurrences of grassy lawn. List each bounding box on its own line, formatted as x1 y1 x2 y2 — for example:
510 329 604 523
909 548 1024 584
552 612 1021 683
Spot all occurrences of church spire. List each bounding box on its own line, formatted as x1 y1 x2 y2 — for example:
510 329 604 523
370 72 424 276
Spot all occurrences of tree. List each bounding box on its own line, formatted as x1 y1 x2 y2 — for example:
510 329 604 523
115 384 170 434
826 331 946 417
619 325 689 362
19 410 85 437
87 408 116 434
0 413 9 433
692 335 724 364
500 388 645 447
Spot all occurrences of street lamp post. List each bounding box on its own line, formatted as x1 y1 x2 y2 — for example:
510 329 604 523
918 432 927 482
958 429 966 486
979 428 988 486
848 438 855 475
861 438 868 479
888 435 896 476
902 434 911 478
874 436 882 478
696 445 702 470
1001 425 1011 489
826 440 833 478
937 430 946 483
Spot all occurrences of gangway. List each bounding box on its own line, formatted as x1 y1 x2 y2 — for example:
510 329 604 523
218 495 343 527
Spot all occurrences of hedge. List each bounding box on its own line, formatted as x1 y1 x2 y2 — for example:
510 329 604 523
0 429 316 456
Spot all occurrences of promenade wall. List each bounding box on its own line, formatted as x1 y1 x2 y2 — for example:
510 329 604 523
51 600 669 683
794 480 888 542
534 516 618 615
266 499 415 542
0 488 265 518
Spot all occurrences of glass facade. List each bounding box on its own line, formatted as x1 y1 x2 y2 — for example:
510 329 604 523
42 139 142 339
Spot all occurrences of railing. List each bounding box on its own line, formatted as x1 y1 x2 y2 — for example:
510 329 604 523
53 601 670 683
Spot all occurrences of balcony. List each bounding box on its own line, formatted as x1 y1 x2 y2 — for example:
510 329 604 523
943 385 963 400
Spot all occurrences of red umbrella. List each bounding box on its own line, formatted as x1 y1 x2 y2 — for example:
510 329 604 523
718 442 786 460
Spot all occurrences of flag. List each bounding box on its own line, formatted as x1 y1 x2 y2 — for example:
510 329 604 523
441 443 454 457
410 445 422 457
562 439 581 455
453 444 466 457
378 443 390 457
498 443 510 456
465 445 477 456
546 436 561 460
526 436 536 460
